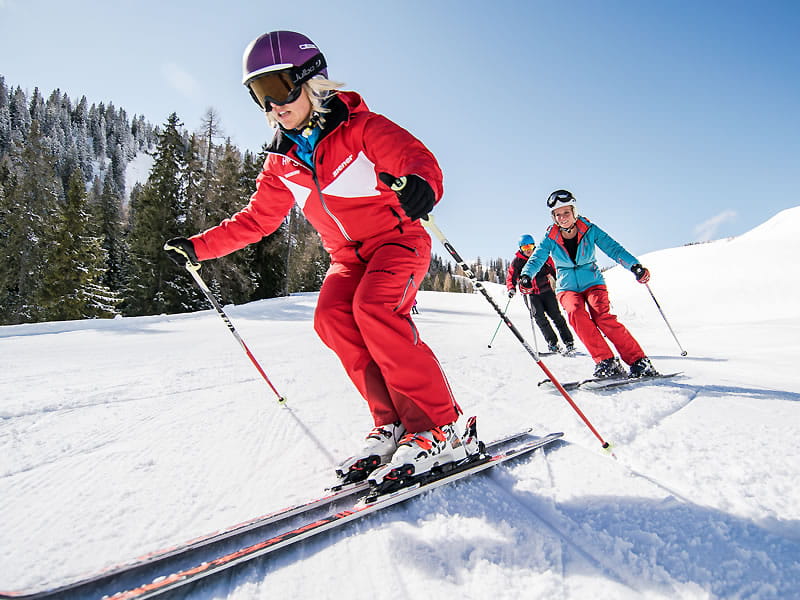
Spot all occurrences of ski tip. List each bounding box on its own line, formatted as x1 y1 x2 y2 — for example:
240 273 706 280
542 431 565 443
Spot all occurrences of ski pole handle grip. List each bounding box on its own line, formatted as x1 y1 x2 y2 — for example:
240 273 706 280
378 172 407 192
163 240 201 272
389 176 407 192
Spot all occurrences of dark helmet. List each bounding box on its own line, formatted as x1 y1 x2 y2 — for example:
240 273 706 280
518 234 535 247
241 31 328 87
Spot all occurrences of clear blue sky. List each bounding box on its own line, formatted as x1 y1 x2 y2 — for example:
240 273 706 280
2 0 798 264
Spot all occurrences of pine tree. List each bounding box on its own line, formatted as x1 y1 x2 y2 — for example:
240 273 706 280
8 86 31 144
124 113 197 316
183 133 206 232
0 76 12 155
198 108 223 198
0 121 62 324
243 145 287 300
198 139 257 305
34 168 119 320
28 88 45 130
93 175 128 291
285 206 329 293
71 95 95 180
0 163 11 317
88 102 107 158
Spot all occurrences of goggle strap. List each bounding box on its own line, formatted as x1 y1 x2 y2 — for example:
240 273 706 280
291 54 327 86
248 87 262 108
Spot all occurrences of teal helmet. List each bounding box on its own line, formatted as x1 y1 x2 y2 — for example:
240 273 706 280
518 234 535 248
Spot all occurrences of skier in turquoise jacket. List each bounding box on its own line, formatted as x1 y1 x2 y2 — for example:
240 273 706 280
520 190 659 379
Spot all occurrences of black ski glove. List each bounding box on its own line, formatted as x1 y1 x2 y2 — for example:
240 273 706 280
518 274 532 288
508 288 516 298
378 172 435 221
631 263 650 284
164 237 200 268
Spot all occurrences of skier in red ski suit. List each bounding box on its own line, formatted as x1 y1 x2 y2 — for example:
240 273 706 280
164 31 466 483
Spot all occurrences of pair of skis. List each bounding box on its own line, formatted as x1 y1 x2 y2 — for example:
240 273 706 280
0 430 563 600
538 372 682 391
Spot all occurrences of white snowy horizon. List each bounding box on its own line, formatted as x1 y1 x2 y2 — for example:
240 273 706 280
1 206 799 599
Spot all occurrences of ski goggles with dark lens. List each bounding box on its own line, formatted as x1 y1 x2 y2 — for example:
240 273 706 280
520 243 535 252
547 190 575 208
247 71 303 110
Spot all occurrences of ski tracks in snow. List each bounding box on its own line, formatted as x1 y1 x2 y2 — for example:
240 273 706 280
485 443 680 599
525 437 800 599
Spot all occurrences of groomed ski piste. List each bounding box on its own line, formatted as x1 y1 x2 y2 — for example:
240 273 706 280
2 206 799 599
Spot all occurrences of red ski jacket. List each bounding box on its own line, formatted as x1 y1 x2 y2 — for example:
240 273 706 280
506 251 556 294
190 91 443 264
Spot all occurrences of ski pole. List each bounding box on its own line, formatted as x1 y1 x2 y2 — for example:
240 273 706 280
522 294 540 353
418 213 614 454
168 248 338 466
180 259 287 403
645 283 688 356
487 297 512 348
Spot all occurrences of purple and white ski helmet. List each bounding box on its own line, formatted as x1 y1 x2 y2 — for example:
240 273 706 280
242 31 328 87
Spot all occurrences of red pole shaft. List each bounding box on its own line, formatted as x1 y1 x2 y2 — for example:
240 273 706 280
535 359 609 448
240 339 285 402
187 265 286 403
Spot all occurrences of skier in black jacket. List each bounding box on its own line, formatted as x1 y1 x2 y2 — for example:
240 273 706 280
506 234 575 354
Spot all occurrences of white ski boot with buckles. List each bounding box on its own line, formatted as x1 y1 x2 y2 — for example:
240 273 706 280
336 421 406 483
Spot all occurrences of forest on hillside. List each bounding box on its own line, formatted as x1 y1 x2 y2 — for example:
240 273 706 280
0 78 508 326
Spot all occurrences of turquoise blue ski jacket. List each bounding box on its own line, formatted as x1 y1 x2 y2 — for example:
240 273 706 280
520 216 640 293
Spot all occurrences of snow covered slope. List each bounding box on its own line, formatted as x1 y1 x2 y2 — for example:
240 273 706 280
1 207 799 599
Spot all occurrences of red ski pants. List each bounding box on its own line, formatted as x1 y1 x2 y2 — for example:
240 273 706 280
557 285 645 365
313 235 459 433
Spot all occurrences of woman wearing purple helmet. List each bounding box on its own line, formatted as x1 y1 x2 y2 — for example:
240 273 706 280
165 31 475 487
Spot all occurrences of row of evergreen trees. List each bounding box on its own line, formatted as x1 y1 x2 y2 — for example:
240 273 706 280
0 78 508 326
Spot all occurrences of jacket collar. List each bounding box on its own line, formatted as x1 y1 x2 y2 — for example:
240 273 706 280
547 216 591 245
266 94 351 156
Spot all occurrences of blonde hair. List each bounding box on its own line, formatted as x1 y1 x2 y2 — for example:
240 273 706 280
265 76 345 129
